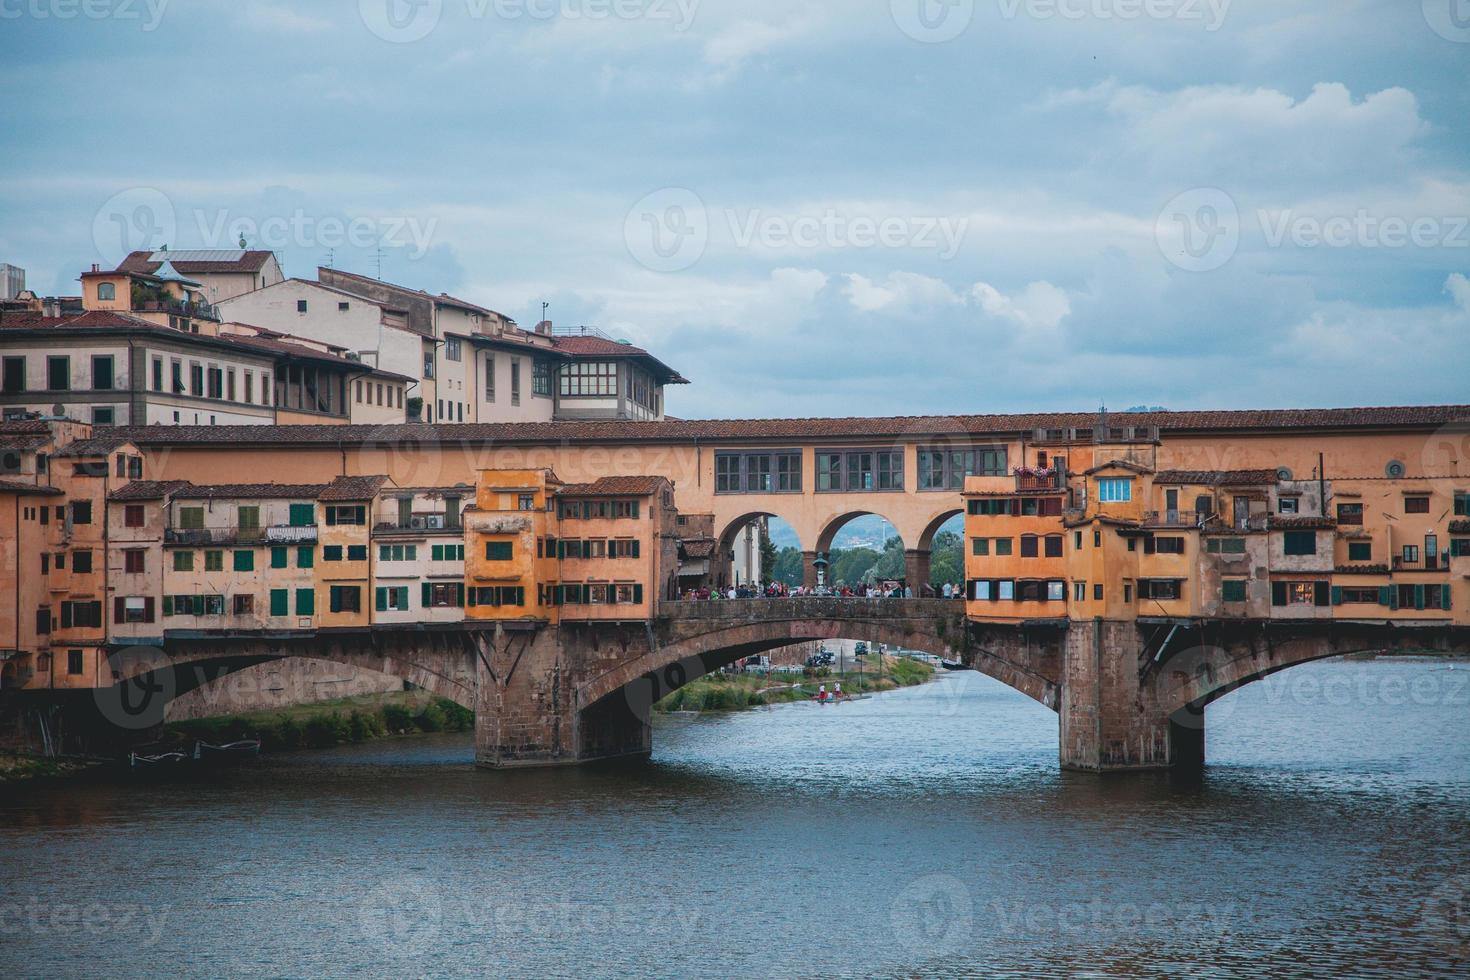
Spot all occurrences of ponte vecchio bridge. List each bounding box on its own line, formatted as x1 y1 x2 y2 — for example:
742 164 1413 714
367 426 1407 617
12 404 1470 772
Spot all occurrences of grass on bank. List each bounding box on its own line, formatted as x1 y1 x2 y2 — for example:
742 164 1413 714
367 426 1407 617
656 656 934 713
159 690 473 753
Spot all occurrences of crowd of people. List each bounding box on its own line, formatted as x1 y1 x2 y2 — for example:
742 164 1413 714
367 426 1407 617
676 581 965 600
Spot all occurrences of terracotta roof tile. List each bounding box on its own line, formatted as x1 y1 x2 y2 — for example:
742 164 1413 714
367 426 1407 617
557 476 669 497
55 435 133 457
1268 516 1337 530
104 404 1470 450
0 479 63 496
117 250 276 275
318 475 391 501
171 483 328 500
108 480 190 501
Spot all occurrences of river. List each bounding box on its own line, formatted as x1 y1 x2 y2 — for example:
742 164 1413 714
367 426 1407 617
2 658 1468 978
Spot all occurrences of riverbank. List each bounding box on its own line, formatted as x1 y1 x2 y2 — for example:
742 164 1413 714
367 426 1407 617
159 690 473 753
0 752 106 783
655 657 935 712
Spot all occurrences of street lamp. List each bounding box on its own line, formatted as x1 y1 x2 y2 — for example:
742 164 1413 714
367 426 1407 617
813 552 828 589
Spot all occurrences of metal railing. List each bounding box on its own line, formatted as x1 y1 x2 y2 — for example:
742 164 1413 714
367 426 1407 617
165 524 318 546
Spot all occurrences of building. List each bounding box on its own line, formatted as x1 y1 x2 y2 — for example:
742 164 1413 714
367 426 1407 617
463 470 678 624
115 249 284 305
369 486 470 626
0 264 24 301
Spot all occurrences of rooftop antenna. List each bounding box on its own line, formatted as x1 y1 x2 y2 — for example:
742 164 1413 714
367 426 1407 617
373 247 384 280
541 301 549 323
238 233 248 249
324 248 335 270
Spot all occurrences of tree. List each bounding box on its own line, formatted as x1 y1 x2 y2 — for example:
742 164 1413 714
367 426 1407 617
929 530 963 587
758 523 778 583
771 547 803 586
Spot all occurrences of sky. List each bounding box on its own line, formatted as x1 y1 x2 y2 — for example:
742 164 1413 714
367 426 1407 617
1 0 1468 420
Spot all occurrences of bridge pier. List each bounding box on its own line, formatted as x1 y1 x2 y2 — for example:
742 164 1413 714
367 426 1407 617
904 549 930 591
1059 618 1201 772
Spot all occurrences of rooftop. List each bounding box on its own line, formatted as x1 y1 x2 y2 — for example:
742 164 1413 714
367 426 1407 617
117 249 277 276
557 476 670 497
1153 469 1282 486
96 403 1470 450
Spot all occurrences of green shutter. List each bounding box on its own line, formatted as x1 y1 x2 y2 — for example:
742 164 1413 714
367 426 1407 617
1379 585 1392 606
1414 585 1425 610
233 550 254 571
422 582 432 607
1443 587 1453 611
406 545 416 561
192 595 205 615
271 547 287 569
633 584 643 604
456 583 464 607
380 544 390 561
270 589 288 616
289 503 314 526
1271 582 1287 606
1331 586 1343 606
162 595 173 616
431 545 441 561
1314 581 1331 607
1390 588 1400 610
297 546 313 568
467 587 477 608
632 540 640 559
376 587 387 612
296 588 315 615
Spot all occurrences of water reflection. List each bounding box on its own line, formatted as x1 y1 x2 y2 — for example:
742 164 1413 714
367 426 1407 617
1 659 1467 978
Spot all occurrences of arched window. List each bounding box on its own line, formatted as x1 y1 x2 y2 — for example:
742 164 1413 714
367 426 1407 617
97 282 116 301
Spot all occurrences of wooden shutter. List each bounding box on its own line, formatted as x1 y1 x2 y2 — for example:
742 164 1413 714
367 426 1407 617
1271 582 1287 606
1314 581 1331 607
114 598 126 623
143 597 155 623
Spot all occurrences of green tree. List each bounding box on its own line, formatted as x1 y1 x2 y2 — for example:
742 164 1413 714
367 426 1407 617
771 546 804 586
929 530 963 587
758 524 778 583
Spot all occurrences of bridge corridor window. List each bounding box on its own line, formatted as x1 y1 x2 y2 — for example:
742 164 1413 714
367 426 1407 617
1044 535 1064 558
714 451 802 494
919 446 1006 490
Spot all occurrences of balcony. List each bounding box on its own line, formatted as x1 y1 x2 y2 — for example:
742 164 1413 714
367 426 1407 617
165 524 317 546
1142 510 1209 529
133 298 220 321
1014 468 1065 492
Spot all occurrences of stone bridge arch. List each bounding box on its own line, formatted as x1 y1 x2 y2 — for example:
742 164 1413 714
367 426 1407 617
96 629 482 731
574 599 1060 717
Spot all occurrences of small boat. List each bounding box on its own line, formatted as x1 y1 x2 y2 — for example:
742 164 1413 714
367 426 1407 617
129 750 190 770
192 739 262 763
940 659 969 671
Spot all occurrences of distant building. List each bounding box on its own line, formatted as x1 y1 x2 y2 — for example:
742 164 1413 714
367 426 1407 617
0 264 24 301
115 249 284 305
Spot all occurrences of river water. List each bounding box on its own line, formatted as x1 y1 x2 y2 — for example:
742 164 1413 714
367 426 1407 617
2 658 1468 978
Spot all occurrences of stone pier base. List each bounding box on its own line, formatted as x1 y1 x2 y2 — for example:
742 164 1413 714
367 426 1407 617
1059 618 1203 772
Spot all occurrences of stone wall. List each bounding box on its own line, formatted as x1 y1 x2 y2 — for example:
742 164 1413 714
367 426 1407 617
163 656 404 721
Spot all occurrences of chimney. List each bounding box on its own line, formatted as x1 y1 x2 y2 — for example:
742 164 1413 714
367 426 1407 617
91 264 99 272
535 320 552 335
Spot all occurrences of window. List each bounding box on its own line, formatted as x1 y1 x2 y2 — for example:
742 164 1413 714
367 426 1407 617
1073 581 1086 601
484 354 495 401
322 545 343 562
815 450 904 492
72 550 93 574
67 650 84 675
1093 584 1103 601
1404 496 1430 514
237 505 260 531
1272 581 1328 606
269 589 288 617
70 501 92 525
1205 537 1247 555
1278 497 1299 514
233 550 254 571
330 586 362 613
426 583 463 608
271 547 288 569
532 360 552 397
190 363 203 396
47 356 70 391
1336 503 1363 526
91 355 114 390
176 506 204 529
118 596 152 624
559 360 617 396
446 337 462 361
518 494 535 511
231 595 253 615
1044 535 1064 558
338 301 349 312
424 351 434 379
1 356 24 393
325 505 365 526
124 505 145 528
1020 536 1038 558
1222 579 1247 602
1347 541 1372 562
91 407 115 425
1138 579 1183 600
1282 531 1316 556
297 546 313 568
469 586 525 607
431 544 464 561
486 541 514 561
289 503 315 526
1402 545 1420 563
297 299 308 313
1154 537 1185 555
971 538 989 556
124 550 145 574
994 537 1013 556
205 550 223 571
714 451 803 493
1339 587 1380 604
347 544 368 561
295 588 315 615
96 281 116 301
510 360 520 405
173 551 194 572
378 544 418 561
917 447 1006 490
1097 478 1132 503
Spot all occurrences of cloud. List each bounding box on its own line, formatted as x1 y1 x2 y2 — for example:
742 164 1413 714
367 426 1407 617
1447 273 1470 313
843 272 962 313
971 280 1071 330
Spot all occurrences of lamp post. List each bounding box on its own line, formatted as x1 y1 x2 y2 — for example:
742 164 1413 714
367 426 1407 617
813 552 828 590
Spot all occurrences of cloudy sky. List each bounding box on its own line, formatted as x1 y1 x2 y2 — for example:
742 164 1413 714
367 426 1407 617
2 0 1468 419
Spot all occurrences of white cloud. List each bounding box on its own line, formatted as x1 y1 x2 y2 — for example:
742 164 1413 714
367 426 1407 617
842 272 961 313
971 280 1072 330
1447 273 1470 313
